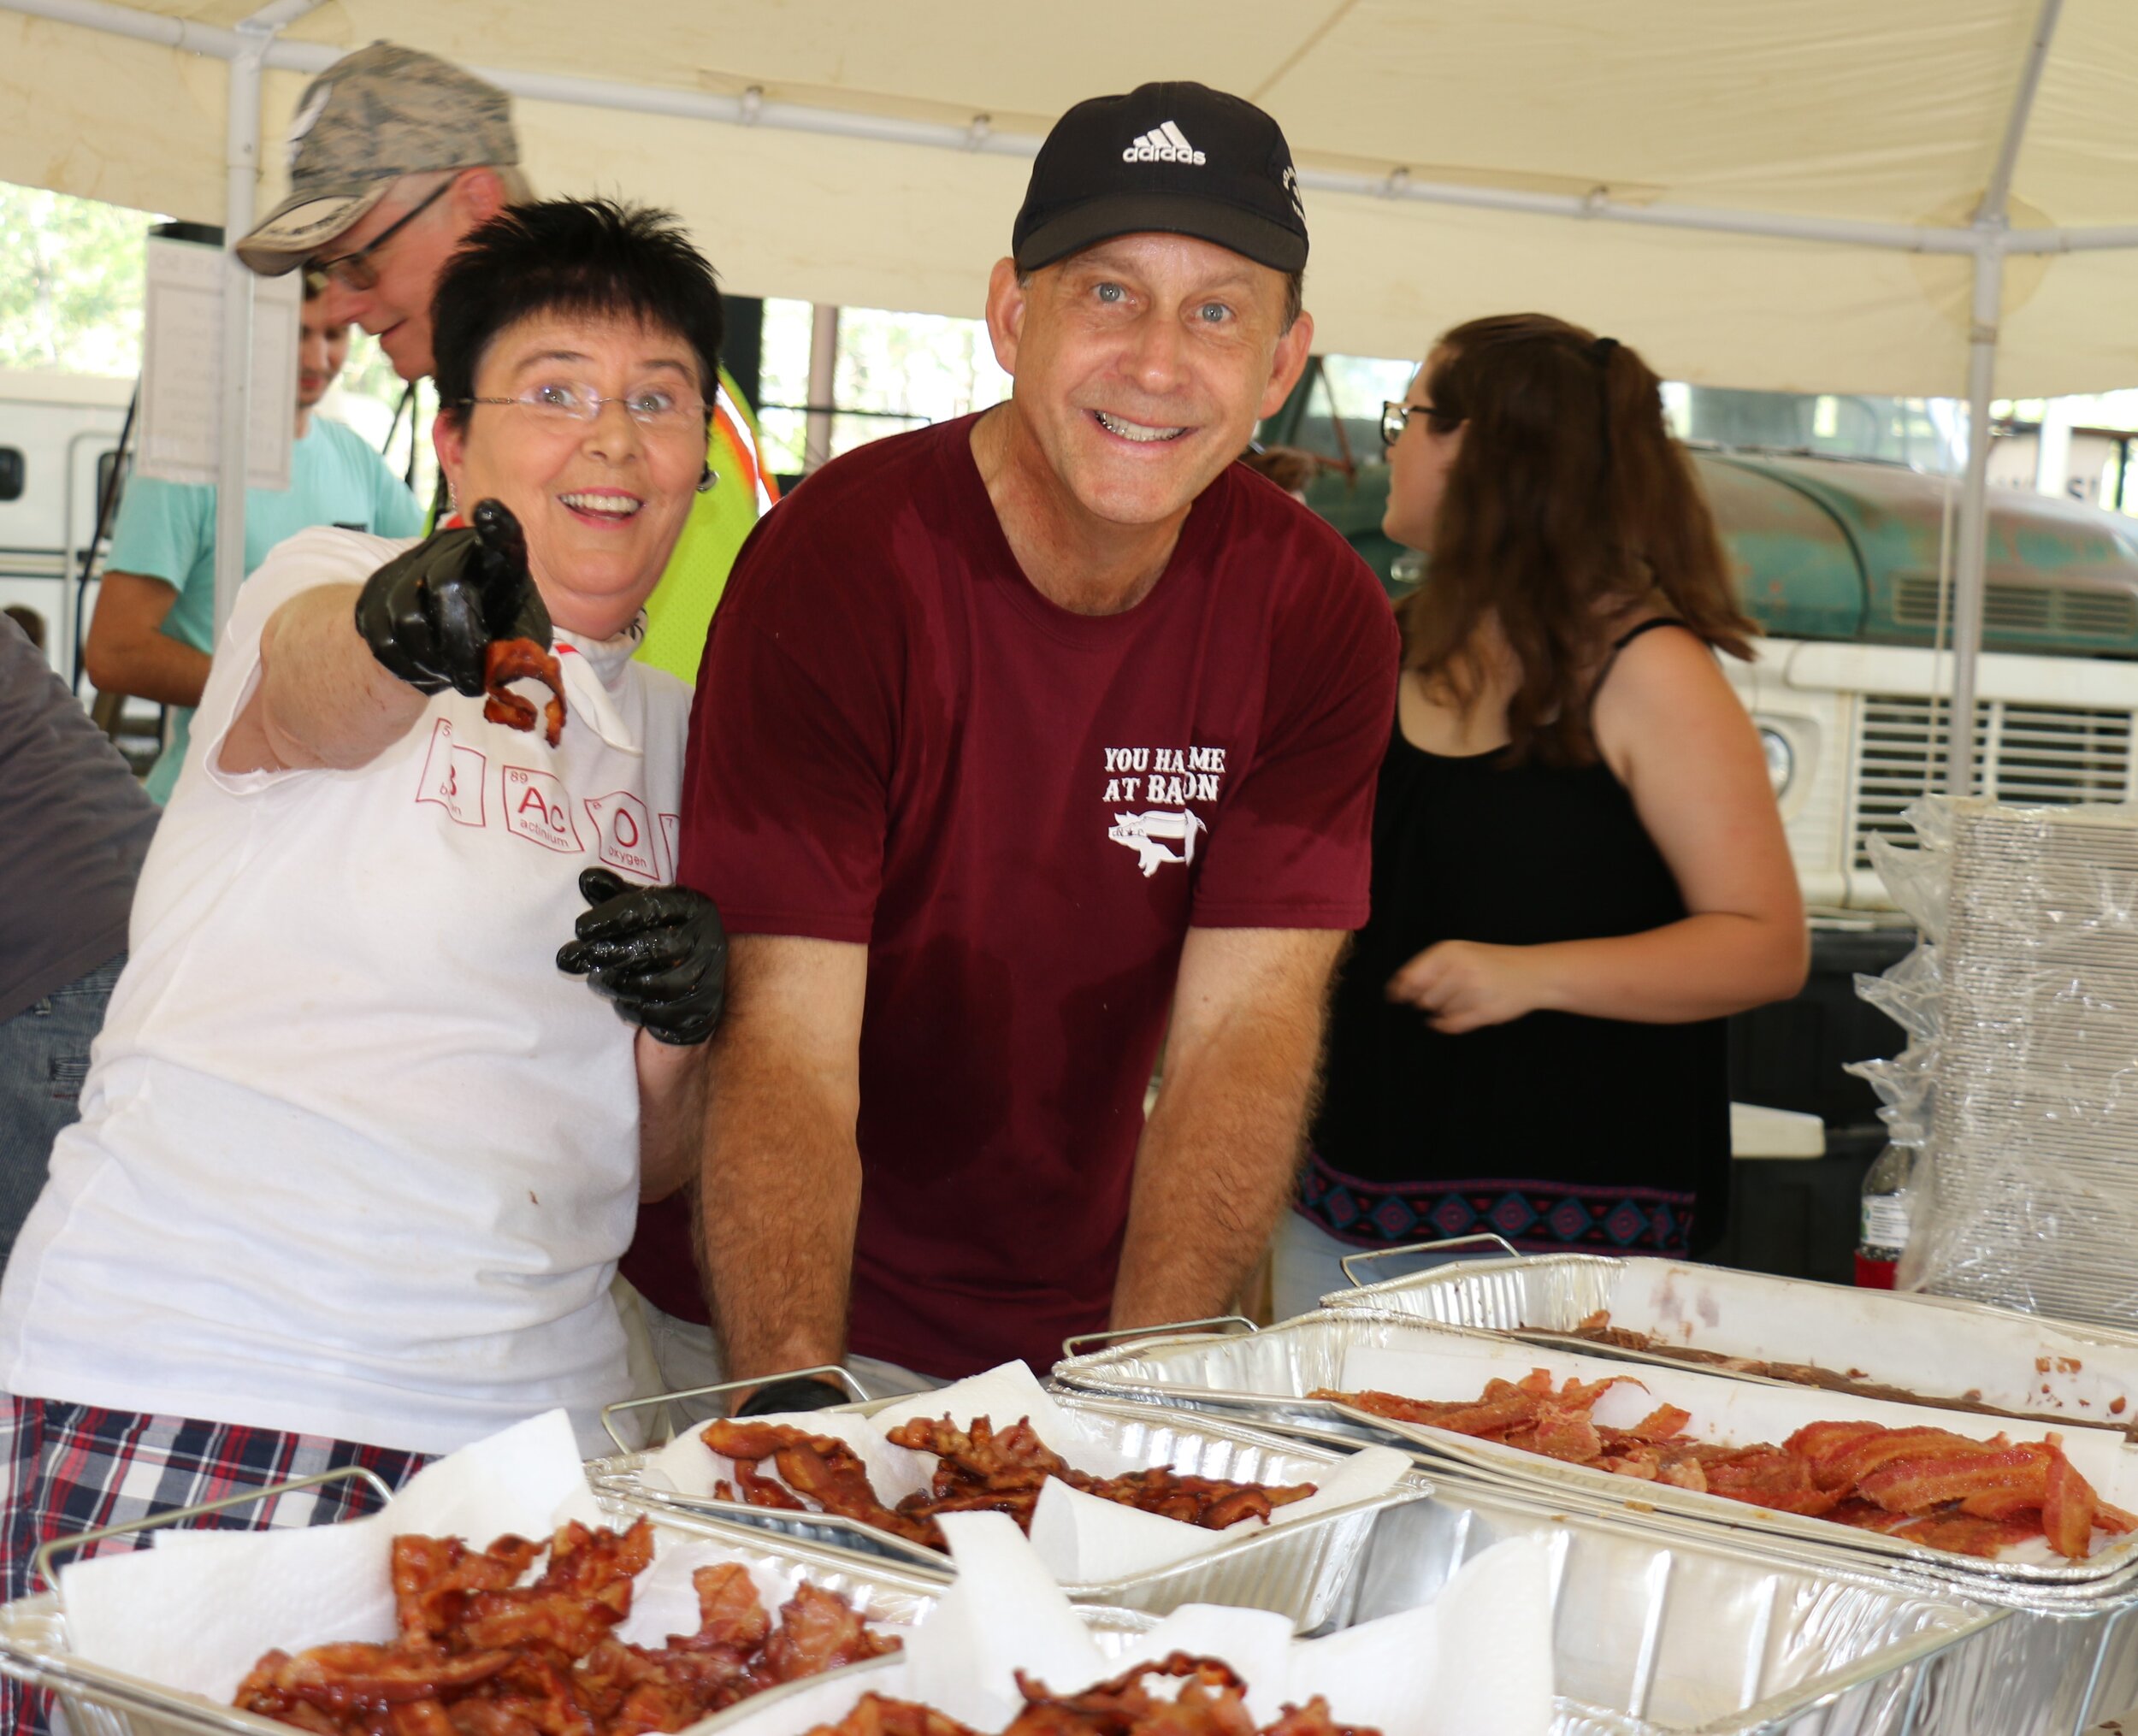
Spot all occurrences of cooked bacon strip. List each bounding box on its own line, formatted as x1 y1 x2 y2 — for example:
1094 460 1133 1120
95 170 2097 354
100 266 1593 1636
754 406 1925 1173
1782 1419 1887 1488
1315 1373 1639 1442
815 1697 985 1736
1526 1400 1602 1463
694 1561 772 1648
709 1414 1314 1547
2043 1444 2099 1560
761 1581 904 1682
1623 1403 1692 1444
236 1519 900 1735
391 1533 542 1644
723 1461 807 1511
1808 1426 2010 1494
703 1419 944 1548
1893 1510 2046 1558
1857 1443 2051 1515
804 1654 1383 1736
482 636 565 747
1701 1446 1840 1516
1317 1372 2127 1561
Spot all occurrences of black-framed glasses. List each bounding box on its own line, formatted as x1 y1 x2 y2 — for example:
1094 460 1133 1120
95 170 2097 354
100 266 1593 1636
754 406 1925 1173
303 177 454 295
1381 399 1458 449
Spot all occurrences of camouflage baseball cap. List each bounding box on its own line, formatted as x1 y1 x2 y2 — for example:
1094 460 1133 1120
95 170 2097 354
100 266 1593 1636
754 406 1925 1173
237 42 517 275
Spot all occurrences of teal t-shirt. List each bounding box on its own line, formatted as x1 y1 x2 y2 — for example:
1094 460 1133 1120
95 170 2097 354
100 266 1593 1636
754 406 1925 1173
104 416 422 801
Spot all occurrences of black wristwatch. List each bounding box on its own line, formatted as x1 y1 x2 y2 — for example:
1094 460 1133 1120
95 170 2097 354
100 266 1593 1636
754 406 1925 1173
733 1374 851 1418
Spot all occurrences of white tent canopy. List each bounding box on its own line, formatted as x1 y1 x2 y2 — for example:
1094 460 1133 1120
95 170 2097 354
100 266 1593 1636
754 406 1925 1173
9 0 2138 393
5 0 2138 787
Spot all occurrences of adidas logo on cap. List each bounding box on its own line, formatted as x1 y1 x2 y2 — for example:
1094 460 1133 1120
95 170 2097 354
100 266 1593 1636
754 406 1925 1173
1123 121 1205 166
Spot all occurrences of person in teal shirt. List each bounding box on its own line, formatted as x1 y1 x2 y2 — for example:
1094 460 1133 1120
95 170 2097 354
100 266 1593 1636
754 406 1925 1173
86 286 422 801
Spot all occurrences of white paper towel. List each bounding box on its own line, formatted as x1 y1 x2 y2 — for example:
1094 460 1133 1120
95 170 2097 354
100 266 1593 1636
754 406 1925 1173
706 1515 1557 1736
644 1361 1410 1586
65 1410 620 1704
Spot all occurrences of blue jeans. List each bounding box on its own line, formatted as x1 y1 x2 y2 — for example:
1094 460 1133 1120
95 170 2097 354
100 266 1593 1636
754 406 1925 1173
0 953 123 1275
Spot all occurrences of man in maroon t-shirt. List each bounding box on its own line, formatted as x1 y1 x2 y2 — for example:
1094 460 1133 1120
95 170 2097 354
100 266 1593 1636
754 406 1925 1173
634 80 1397 1408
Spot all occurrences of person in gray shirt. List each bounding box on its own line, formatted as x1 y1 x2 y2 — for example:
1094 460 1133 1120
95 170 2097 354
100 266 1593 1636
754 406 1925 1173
0 617 157 1269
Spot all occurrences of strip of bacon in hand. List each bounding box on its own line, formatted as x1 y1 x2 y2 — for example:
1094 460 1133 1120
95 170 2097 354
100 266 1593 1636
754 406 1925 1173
483 636 565 747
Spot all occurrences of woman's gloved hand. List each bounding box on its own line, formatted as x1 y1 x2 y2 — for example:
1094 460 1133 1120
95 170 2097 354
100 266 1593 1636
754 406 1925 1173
557 867 728 1045
354 498 551 696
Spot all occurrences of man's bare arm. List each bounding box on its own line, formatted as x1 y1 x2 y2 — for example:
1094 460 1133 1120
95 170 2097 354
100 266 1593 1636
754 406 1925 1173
1112 926 1346 1331
84 570 211 707
636 1027 710 1202
695 934 869 1382
218 584 426 776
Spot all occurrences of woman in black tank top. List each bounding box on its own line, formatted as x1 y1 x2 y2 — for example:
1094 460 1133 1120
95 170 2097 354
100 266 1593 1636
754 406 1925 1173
1280 316 1807 1313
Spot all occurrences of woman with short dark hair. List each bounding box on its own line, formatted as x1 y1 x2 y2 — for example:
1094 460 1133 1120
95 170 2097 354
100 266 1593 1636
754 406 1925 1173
0 203 728 1692
1276 314 1807 1314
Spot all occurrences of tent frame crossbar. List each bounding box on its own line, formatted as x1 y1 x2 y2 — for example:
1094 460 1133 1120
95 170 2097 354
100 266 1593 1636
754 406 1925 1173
0 0 2109 729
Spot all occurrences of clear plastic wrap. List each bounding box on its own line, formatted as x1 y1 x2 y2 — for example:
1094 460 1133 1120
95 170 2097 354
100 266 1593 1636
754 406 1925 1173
1857 797 2138 1326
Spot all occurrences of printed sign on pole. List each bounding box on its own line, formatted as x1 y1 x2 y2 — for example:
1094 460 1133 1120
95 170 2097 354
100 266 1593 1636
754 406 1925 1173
139 233 299 492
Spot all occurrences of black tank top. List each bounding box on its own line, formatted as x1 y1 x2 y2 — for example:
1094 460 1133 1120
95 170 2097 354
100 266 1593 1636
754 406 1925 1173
1302 619 1729 1257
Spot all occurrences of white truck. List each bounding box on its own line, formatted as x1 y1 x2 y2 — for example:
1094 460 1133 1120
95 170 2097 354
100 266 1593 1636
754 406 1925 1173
0 369 131 688
1704 450 2138 915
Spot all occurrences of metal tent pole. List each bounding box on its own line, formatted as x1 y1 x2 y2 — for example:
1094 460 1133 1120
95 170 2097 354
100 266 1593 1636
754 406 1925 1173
210 0 320 647
1946 248 2001 800
803 304 840 475
1944 0 2066 799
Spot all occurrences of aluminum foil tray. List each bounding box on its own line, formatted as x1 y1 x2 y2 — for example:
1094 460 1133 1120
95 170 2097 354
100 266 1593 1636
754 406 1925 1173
1320 1252 2138 1434
1352 1468 2015 1736
0 1495 1067 1736
687 1465 2012 1736
591 1392 1430 1631
1049 1311 2138 1593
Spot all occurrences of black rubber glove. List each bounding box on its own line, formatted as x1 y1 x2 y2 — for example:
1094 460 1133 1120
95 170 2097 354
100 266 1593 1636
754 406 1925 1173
735 1375 851 1417
556 867 728 1046
354 498 550 696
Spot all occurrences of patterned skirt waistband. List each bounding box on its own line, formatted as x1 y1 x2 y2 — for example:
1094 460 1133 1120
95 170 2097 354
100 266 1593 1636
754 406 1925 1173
1299 1152 1696 1257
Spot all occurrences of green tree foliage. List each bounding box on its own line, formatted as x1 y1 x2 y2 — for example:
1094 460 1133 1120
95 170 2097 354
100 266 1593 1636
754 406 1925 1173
756 298 1009 475
0 180 154 375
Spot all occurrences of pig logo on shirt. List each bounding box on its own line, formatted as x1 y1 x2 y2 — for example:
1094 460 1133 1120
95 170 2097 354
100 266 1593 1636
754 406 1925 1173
1109 808 1208 877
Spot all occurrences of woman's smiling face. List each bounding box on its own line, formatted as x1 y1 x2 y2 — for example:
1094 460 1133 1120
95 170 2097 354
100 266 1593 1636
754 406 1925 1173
435 311 706 638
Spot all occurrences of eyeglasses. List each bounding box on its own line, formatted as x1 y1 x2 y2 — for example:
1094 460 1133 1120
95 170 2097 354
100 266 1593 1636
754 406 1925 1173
459 382 711 434
303 177 454 295
1381 399 1458 450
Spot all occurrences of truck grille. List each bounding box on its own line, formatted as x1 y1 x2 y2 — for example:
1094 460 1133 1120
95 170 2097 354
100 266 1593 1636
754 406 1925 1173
1892 577 2138 639
1852 695 2136 869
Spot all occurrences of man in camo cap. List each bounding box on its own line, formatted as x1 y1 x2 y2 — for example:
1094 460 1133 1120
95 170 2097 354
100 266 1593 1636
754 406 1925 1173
239 43 526 386
236 41 778 682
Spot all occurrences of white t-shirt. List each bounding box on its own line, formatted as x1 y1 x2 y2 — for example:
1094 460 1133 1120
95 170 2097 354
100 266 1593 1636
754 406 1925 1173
0 528 690 1456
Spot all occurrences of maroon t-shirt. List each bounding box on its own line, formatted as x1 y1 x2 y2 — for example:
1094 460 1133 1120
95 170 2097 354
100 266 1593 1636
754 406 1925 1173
639 413 1397 1379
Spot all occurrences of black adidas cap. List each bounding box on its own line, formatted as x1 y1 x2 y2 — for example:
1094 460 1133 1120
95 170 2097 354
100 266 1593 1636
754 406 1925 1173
1013 81 1308 275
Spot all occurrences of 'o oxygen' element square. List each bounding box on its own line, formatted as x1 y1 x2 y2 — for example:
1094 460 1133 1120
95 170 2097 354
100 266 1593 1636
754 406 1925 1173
583 790 660 882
